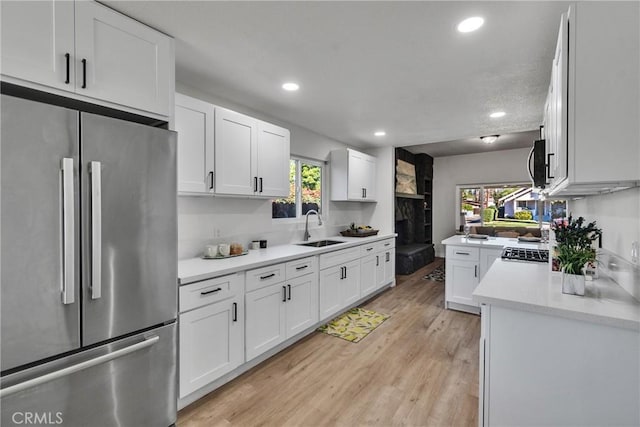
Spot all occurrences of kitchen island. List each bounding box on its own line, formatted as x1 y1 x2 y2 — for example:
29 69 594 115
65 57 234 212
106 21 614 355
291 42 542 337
441 235 546 313
473 259 640 427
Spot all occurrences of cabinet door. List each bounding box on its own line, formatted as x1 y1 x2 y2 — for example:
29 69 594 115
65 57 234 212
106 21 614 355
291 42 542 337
445 259 479 307
341 260 361 307
362 155 377 200
347 150 367 199
285 274 318 338
548 13 568 188
256 122 290 198
179 298 243 398
382 249 395 287
319 267 341 320
215 108 257 196
479 248 503 282
175 93 215 194
374 253 386 289
245 283 286 361
360 254 377 297
1 0 75 91
74 1 172 116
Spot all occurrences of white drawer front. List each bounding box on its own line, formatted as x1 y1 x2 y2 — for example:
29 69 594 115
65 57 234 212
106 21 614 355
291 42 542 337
360 242 378 257
447 245 480 261
246 263 286 292
285 256 318 280
319 246 361 270
378 238 395 251
179 273 242 313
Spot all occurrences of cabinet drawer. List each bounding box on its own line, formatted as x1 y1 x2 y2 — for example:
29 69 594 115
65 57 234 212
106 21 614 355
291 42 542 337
179 273 242 313
360 243 378 256
447 245 480 261
246 263 286 292
285 256 318 280
319 246 361 270
378 238 395 251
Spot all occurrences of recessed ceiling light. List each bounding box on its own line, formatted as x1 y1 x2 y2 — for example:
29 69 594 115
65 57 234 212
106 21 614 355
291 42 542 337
457 17 484 33
282 82 299 91
481 135 499 144
374 131 386 137
490 111 506 118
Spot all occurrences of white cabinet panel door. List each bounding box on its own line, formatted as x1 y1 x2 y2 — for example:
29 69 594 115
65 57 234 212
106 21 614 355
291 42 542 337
1 0 75 91
245 283 286 361
341 260 361 307
285 274 318 337
257 122 290 198
347 150 367 200
215 108 257 196
175 93 215 194
480 248 503 282
445 259 479 307
179 298 243 398
383 249 395 287
75 1 172 116
362 154 377 200
319 267 341 320
360 254 377 297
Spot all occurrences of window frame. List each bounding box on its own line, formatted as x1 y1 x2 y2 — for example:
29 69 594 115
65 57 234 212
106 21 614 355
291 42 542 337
272 156 325 222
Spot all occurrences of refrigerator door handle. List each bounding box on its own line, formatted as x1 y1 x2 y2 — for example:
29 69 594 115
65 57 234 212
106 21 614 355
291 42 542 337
61 158 75 305
0 335 159 398
90 161 102 300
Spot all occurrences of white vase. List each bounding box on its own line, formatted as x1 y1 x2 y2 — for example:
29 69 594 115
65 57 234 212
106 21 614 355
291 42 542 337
561 272 586 296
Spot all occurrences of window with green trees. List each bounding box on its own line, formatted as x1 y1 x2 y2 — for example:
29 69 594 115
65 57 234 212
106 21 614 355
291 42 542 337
272 158 322 219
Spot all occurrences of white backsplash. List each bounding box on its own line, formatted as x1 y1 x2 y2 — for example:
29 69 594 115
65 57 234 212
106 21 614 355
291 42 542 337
571 186 640 300
178 196 371 259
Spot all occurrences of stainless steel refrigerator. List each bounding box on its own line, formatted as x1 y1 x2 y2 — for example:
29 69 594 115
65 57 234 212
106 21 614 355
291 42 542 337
1 94 178 426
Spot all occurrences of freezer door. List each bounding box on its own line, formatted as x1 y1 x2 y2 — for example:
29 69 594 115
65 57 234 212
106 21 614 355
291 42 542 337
1 323 177 426
0 95 81 372
81 113 177 345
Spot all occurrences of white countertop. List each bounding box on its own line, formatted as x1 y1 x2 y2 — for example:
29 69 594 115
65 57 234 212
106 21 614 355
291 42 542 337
178 233 396 285
441 235 546 250
473 259 640 331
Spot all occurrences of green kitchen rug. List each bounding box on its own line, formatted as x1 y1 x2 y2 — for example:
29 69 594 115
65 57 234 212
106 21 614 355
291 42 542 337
317 307 390 343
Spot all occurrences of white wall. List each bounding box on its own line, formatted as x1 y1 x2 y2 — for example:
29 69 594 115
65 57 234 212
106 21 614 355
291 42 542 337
176 82 393 259
432 148 532 256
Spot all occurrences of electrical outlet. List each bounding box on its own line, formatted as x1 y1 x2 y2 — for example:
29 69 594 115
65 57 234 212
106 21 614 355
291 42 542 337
631 241 639 264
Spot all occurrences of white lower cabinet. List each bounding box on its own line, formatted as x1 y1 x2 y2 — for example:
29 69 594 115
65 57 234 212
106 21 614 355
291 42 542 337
360 253 377 296
341 260 361 307
319 265 343 320
179 273 244 399
245 258 318 361
382 248 395 287
445 245 504 313
245 282 287 361
319 247 362 320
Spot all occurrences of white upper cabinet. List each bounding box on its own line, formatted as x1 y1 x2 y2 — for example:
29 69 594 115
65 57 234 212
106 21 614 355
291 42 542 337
256 122 290 198
544 2 640 196
330 148 377 202
175 93 215 194
214 108 258 196
214 107 290 198
0 0 75 92
74 1 173 116
1 0 173 118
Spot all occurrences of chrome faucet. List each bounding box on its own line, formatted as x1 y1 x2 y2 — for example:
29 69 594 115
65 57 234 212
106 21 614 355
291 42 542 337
303 210 323 241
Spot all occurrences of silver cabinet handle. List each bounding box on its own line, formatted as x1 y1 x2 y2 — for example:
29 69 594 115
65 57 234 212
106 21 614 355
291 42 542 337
61 158 75 305
0 335 159 398
90 161 102 300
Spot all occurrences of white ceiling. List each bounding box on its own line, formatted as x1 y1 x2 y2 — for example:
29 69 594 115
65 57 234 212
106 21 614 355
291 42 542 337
104 1 569 156
407 129 540 157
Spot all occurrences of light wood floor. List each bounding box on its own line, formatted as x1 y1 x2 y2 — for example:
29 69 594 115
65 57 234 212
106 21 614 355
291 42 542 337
178 259 481 427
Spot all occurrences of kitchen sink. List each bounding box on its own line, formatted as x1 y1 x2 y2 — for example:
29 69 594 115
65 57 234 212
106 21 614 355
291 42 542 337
297 239 344 248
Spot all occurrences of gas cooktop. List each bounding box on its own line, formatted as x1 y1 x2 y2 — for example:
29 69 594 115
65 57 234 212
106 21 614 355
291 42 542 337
501 247 549 263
